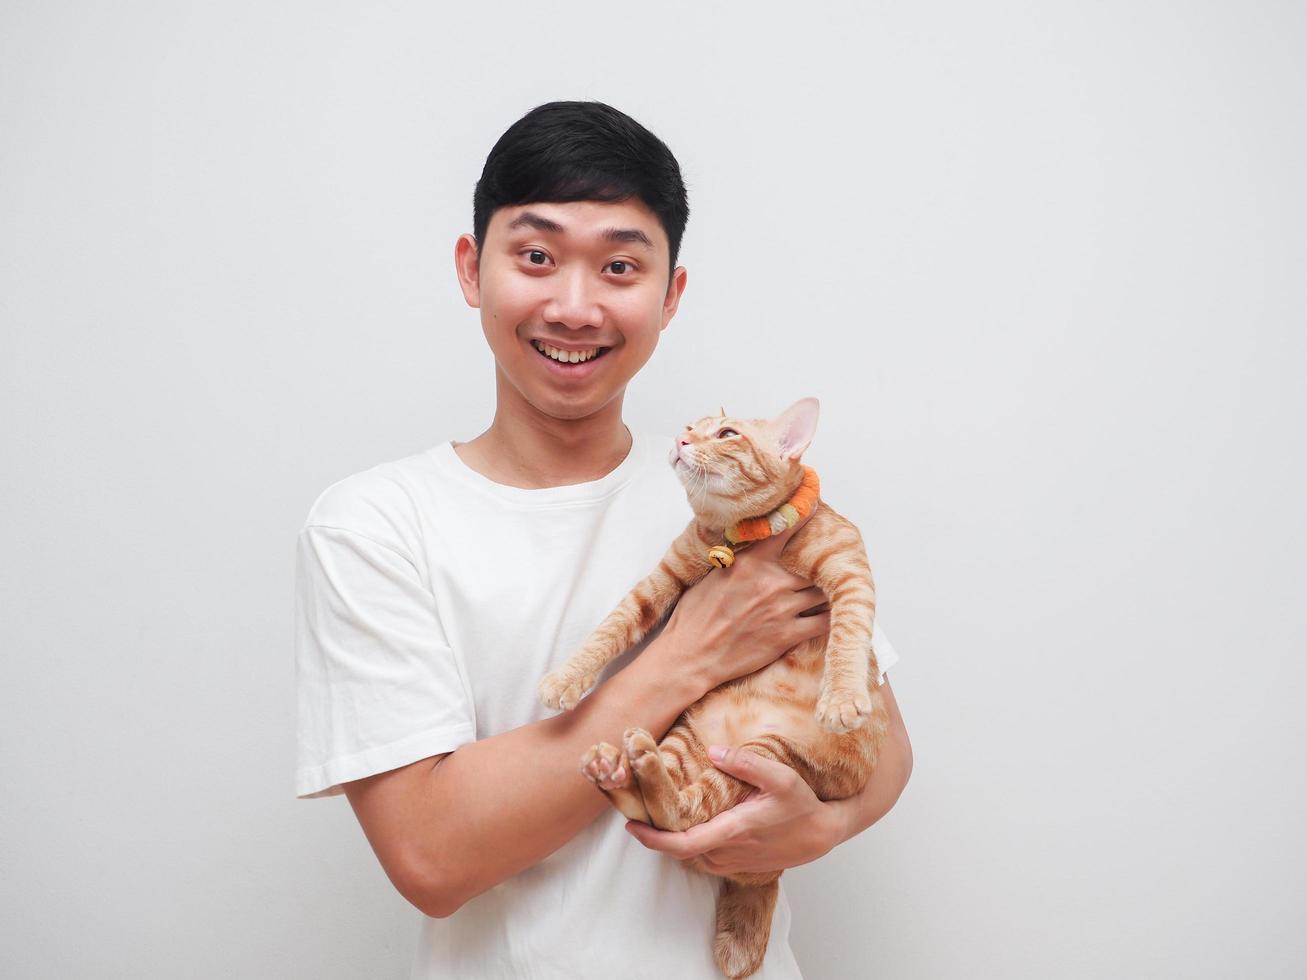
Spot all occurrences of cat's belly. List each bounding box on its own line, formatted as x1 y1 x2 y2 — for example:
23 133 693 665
685 641 826 748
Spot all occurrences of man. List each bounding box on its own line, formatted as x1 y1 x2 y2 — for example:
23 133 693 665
296 101 912 978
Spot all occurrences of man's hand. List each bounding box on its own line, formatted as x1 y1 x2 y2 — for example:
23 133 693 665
623 745 844 875
621 678 912 875
660 512 830 695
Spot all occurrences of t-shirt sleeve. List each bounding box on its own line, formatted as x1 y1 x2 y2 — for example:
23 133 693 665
872 620 900 686
295 523 476 799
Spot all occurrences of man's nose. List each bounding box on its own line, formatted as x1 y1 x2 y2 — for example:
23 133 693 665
542 268 602 330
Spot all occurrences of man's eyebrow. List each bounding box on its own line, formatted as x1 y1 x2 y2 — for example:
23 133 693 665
507 211 565 234
602 228 655 250
506 212 654 250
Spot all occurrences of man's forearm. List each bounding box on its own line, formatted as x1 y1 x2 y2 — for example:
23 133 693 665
829 720 913 842
389 633 706 915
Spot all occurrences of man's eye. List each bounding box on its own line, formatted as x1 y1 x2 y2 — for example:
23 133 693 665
527 250 549 265
607 260 633 275
716 428 739 439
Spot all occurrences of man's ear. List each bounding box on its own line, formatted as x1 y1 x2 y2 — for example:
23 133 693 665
660 266 688 330
771 398 820 459
454 234 481 308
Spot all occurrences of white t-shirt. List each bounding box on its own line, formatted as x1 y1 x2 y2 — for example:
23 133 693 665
295 429 899 979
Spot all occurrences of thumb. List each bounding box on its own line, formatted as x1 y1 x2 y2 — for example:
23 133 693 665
708 746 799 794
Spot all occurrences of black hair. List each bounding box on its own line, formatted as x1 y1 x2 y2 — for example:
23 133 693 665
473 101 690 270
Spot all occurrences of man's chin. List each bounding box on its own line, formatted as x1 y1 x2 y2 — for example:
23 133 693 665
523 385 626 424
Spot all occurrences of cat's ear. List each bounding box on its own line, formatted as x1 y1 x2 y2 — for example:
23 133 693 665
771 398 820 460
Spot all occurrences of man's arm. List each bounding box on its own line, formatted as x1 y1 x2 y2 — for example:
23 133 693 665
827 676 913 840
343 631 706 918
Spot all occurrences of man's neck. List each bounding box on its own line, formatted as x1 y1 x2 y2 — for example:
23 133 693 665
453 396 633 491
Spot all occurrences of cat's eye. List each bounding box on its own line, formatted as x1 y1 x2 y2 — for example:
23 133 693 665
716 429 739 439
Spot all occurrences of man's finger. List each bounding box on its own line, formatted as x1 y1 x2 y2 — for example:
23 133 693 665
624 813 741 859
708 746 800 795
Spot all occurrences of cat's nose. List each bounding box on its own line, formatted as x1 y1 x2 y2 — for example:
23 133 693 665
678 437 690 447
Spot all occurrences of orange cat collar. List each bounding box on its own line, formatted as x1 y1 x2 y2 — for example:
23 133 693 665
707 466 820 568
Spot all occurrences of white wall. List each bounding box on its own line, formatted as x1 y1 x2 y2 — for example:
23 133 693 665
2 1 1303 977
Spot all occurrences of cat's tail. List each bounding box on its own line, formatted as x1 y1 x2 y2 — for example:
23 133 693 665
714 875 781 979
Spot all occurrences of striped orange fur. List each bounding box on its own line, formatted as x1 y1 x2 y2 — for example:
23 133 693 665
539 397 888 979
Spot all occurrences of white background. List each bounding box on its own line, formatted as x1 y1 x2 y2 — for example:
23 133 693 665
2 1 1304 977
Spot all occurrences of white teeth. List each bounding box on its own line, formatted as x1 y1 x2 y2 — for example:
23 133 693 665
533 340 602 363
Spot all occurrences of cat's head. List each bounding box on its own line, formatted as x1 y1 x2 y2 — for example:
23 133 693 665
669 397 819 527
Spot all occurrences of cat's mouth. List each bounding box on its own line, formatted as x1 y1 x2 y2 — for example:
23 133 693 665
672 453 723 496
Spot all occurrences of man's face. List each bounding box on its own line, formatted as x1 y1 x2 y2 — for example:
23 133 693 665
455 199 687 424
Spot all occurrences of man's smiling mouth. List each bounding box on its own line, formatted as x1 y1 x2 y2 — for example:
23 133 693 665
531 340 612 364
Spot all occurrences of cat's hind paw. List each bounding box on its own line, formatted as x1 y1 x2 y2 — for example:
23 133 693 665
538 670 598 711
622 727 662 776
815 686 873 733
580 742 630 791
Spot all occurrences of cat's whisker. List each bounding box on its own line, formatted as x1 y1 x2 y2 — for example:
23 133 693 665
684 458 708 501
691 462 713 502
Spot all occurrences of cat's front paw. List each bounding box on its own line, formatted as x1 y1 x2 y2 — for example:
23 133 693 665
538 670 598 711
815 686 873 733
580 742 631 791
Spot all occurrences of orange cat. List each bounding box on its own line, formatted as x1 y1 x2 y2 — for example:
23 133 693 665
538 397 888 979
